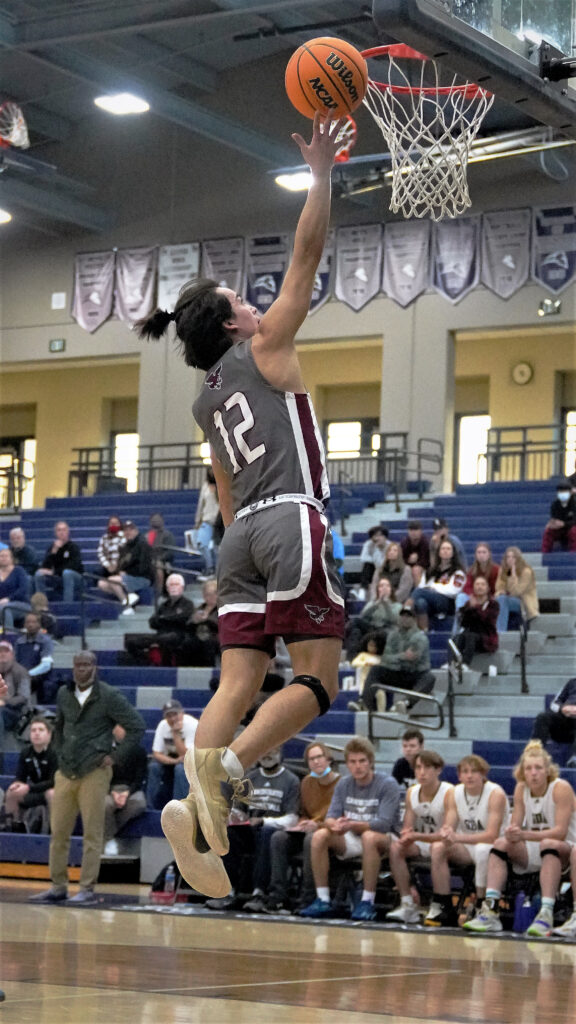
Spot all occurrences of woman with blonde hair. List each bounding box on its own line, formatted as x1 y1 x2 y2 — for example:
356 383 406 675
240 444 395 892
494 546 539 632
374 542 413 604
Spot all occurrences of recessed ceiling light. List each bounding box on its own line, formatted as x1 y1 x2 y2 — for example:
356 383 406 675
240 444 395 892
94 93 150 115
0 208 12 224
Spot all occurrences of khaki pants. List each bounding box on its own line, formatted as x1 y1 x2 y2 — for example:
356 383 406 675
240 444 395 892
49 766 113 890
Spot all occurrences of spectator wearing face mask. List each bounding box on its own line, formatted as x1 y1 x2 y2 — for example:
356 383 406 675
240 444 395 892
95 516 126 579
541 480 576 553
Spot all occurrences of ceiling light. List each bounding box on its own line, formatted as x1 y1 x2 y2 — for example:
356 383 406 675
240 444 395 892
274 171 312 192
94 93 150 115
0 208 12 223
538 298 562 317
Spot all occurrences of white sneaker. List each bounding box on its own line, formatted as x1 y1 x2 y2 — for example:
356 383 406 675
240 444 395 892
390 700 408 716
121 606 135 616
386 902 420 924
127 593 140 607
462 901 502 933
553 910 576 937
526 905 554 937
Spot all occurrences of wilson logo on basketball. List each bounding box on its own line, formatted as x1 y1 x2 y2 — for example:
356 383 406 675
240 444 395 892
326 53 360 102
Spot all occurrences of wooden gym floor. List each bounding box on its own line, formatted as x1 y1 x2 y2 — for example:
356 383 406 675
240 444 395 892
1 880 575 1023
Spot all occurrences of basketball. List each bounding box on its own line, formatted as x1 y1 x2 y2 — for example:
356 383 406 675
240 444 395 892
285 37 368 119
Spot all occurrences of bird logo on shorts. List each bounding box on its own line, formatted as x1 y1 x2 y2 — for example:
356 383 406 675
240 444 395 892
206 363 223 390
305 604 330 624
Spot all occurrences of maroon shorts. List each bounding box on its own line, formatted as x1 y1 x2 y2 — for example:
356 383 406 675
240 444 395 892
217 501 345 655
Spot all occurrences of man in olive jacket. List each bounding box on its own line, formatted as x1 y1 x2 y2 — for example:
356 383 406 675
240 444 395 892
29 650 145 904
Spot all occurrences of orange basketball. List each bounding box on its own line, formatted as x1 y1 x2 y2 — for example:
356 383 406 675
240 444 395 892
285 37 368 119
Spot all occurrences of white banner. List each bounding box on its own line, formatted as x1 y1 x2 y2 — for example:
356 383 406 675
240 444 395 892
71 250 115 333
382 220 430 307
532 206 576 294
432 217 480 303
157 243 200 311
335 224 382 311
201 237 244 294
309 228 335 315
481 208 531 299
114 246 158 323
245 234 291 311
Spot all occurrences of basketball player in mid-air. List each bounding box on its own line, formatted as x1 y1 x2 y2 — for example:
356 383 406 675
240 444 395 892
138 112 347 896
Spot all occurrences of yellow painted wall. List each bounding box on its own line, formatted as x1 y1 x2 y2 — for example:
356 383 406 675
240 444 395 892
455 329 576 426
0 361 139 503
455 377 490 414
297 340 382 424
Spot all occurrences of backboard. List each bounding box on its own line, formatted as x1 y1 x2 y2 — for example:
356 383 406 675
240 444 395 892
372 0 576 137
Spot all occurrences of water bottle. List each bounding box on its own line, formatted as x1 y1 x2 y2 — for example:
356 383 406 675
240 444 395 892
165 864 176 897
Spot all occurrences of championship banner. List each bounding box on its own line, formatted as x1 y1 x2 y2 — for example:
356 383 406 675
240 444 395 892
114 246 158 323
382 220 430 307
201 237 244 294
245 234 291 311
481 208 531 299
335 224 382 311
532 206 576 293
432 217 480 303
157 243 200 311
71 250 115 333
308 228 335 315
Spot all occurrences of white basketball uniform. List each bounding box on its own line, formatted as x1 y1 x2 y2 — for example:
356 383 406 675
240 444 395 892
409 780 453 858
515 778 576 874
454 781 510 887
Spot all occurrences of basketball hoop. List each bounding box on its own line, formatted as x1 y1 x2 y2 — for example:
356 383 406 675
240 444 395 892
361 45 494 220
0 102 30 149
334 117 357 163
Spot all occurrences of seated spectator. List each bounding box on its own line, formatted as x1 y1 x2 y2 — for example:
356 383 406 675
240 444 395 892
464 740 576 937
33 520 84 603
424 755 509 927
330 526 345 578
358 526 389 599
147 699 198 810
451 577 499 667
400 520 430 588
345 577 401 661
430 518 467 569
0 639 31 753
103 725 148 853
14 612 55 704
350 607 434 715
147 513 176 593
29 592 58 638
177 579 220 667
2 715 57 833
386 750 453 923
350 634 386 693
531 676 576 768
205 745 300 912
300 736 401 921
409 540 466 631
541 479 576 553
97 520 154 613
0 548 31 628
494 546 539 632
123 573 195 666
194 469 221 577
9 526 39 583
392 729 424 791
553 844 576 938
453 542 499 622
94 515 125 580
374 542 413 604
262 742 340 914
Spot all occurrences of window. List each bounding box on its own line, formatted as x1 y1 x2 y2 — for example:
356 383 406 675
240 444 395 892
113 432 139 492
564 410 576 476
457 414 491 485
325 419 379 459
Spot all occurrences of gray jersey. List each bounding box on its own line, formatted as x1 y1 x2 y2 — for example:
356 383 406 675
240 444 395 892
193 341 330 514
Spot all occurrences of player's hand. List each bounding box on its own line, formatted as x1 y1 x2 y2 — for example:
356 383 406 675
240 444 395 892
291 113 348 176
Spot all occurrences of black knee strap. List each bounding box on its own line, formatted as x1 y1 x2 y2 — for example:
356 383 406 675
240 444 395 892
541 847 562 861
289 674 331 716
491 848 510 865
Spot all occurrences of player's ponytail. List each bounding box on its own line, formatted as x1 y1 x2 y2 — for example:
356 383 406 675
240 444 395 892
136 307 175 340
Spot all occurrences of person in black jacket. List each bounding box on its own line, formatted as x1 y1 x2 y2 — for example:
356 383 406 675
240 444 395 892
123 573 195 666
532 677 576 767
541 480 576 553
103 727 148 851
97 520 154 613
2 716 57 833
29 649 145 905
33 521 84 602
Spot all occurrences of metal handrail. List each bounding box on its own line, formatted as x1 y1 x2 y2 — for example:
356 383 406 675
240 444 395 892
367 684 446 742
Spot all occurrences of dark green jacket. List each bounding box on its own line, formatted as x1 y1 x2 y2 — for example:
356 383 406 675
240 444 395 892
53 674 145 779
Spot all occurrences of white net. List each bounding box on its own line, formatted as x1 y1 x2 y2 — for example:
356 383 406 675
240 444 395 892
362 47 494 220
0 101 30 148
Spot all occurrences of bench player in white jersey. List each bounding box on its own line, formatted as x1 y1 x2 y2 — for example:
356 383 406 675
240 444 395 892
424 755 510 928
137 114 347 896
465 740 576 937
386 750 454 924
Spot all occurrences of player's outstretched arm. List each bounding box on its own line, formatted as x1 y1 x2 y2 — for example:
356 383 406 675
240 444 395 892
254 113 344 361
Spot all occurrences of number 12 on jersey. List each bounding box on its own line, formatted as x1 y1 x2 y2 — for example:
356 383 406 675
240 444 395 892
213 391 267 474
